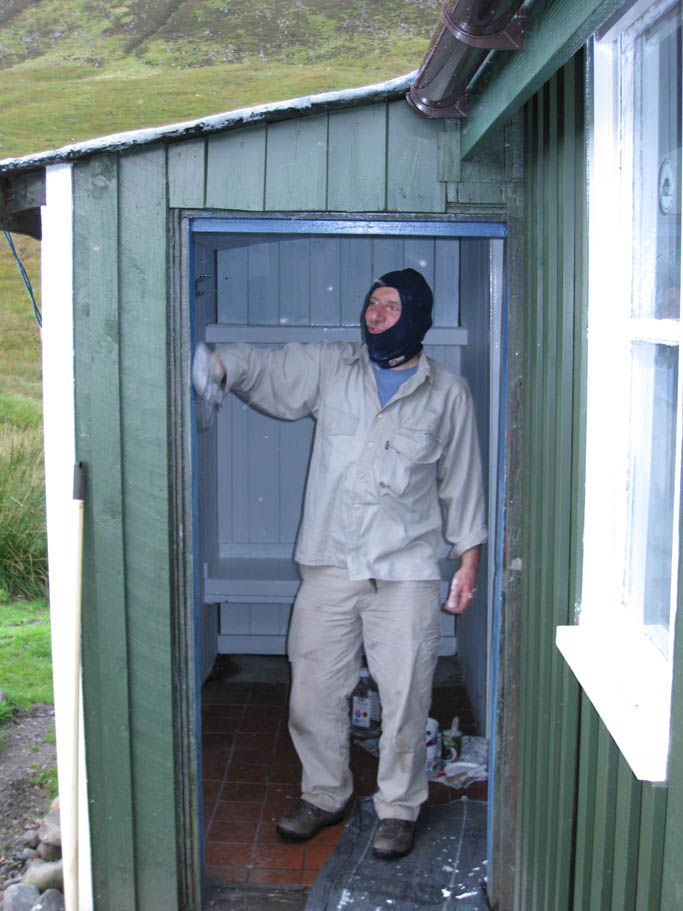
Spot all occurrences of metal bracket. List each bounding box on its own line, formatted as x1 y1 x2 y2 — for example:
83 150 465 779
406 87 470 119
442 2 524 50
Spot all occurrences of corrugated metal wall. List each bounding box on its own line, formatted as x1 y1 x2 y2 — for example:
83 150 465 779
518 48 683 911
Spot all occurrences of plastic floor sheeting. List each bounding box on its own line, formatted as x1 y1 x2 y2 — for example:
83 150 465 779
305 796 489 911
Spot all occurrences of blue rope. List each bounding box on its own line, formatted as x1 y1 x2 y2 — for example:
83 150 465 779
3 230 42 328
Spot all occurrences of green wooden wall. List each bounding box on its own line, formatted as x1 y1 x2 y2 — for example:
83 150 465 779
167 99 509 215
74 148 180 910
517 49 683 911
71 97 512 910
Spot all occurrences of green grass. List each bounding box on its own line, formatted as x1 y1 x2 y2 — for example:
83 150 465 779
0 597 55 804
32 762 59 800
0 599 53 723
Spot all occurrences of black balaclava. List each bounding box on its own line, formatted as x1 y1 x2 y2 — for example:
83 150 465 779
361 268 433 369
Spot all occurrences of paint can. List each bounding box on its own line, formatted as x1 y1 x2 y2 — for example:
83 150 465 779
426 717 442 775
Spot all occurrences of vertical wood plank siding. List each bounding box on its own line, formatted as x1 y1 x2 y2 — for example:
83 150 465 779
118 146 178 910
199 101 448 214
74 147 180 910
327 106 387 211
518 49 681 911
74 153 138 910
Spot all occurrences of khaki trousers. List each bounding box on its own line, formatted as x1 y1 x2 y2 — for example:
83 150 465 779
287 565 442 822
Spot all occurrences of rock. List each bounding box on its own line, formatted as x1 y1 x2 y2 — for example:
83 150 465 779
30 890 64 911
36 812 60 849
48 799 59 815
21 860 62 894
21 832 39 850
36 846 59 864
3 883 40 911
16 851 38 862
0 688 7 704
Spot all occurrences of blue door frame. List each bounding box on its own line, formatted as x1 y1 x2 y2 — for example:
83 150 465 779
188 214 509 890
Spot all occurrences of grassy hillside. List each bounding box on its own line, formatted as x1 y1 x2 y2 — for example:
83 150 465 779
0 0 439 159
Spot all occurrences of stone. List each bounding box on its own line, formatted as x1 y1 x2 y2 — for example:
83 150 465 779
3 883 40 911
22 832 39 850
21 860 63 894
37 811 60 849
0 688 7 704
30 890 65 911
17 850 38 862
36 844 60 863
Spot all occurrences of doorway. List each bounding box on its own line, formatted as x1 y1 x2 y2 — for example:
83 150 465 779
186 216 506 894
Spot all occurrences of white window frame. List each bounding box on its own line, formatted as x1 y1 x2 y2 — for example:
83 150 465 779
556 0 681 783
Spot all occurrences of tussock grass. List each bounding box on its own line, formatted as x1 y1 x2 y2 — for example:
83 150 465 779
0 232 46 600
0 423 47 601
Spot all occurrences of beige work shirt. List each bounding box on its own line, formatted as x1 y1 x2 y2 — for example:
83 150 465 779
217 341 487 581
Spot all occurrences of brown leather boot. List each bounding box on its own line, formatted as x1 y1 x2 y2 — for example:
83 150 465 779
372 818 416 859
276 798 344 841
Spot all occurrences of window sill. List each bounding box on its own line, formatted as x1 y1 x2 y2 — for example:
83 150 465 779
556 624 672 783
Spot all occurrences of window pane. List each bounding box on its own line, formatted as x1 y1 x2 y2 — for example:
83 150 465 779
632 11 681 320
627 341 679 651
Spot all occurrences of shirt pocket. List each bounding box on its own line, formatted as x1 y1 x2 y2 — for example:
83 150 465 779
392 426 442 464
317 405 360 471
320 405 359 437
379 426 443 496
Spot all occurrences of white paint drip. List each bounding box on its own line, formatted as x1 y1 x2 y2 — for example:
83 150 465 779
337 888 353 909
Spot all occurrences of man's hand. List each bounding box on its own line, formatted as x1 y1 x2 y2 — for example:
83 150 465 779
192 343 227 430
192 342 226 405
445 545 482 614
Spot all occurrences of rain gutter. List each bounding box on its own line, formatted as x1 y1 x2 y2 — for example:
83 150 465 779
407 1 526 119
410 0 628 157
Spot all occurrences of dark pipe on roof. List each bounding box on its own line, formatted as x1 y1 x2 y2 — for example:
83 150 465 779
408 0 525 118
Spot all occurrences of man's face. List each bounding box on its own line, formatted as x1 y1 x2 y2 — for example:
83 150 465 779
364 286 402 334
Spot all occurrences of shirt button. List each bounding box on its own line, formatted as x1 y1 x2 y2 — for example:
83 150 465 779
376 415 383 421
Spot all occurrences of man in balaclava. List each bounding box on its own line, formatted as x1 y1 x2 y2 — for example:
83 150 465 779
194 267 487 860
361 267 433 369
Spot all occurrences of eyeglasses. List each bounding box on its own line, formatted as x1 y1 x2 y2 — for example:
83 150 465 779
366 299 401 315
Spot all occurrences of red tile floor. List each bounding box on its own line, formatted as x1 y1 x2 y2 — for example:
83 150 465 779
202 656 486 888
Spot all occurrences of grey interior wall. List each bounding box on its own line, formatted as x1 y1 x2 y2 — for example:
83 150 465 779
457 238 491 734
